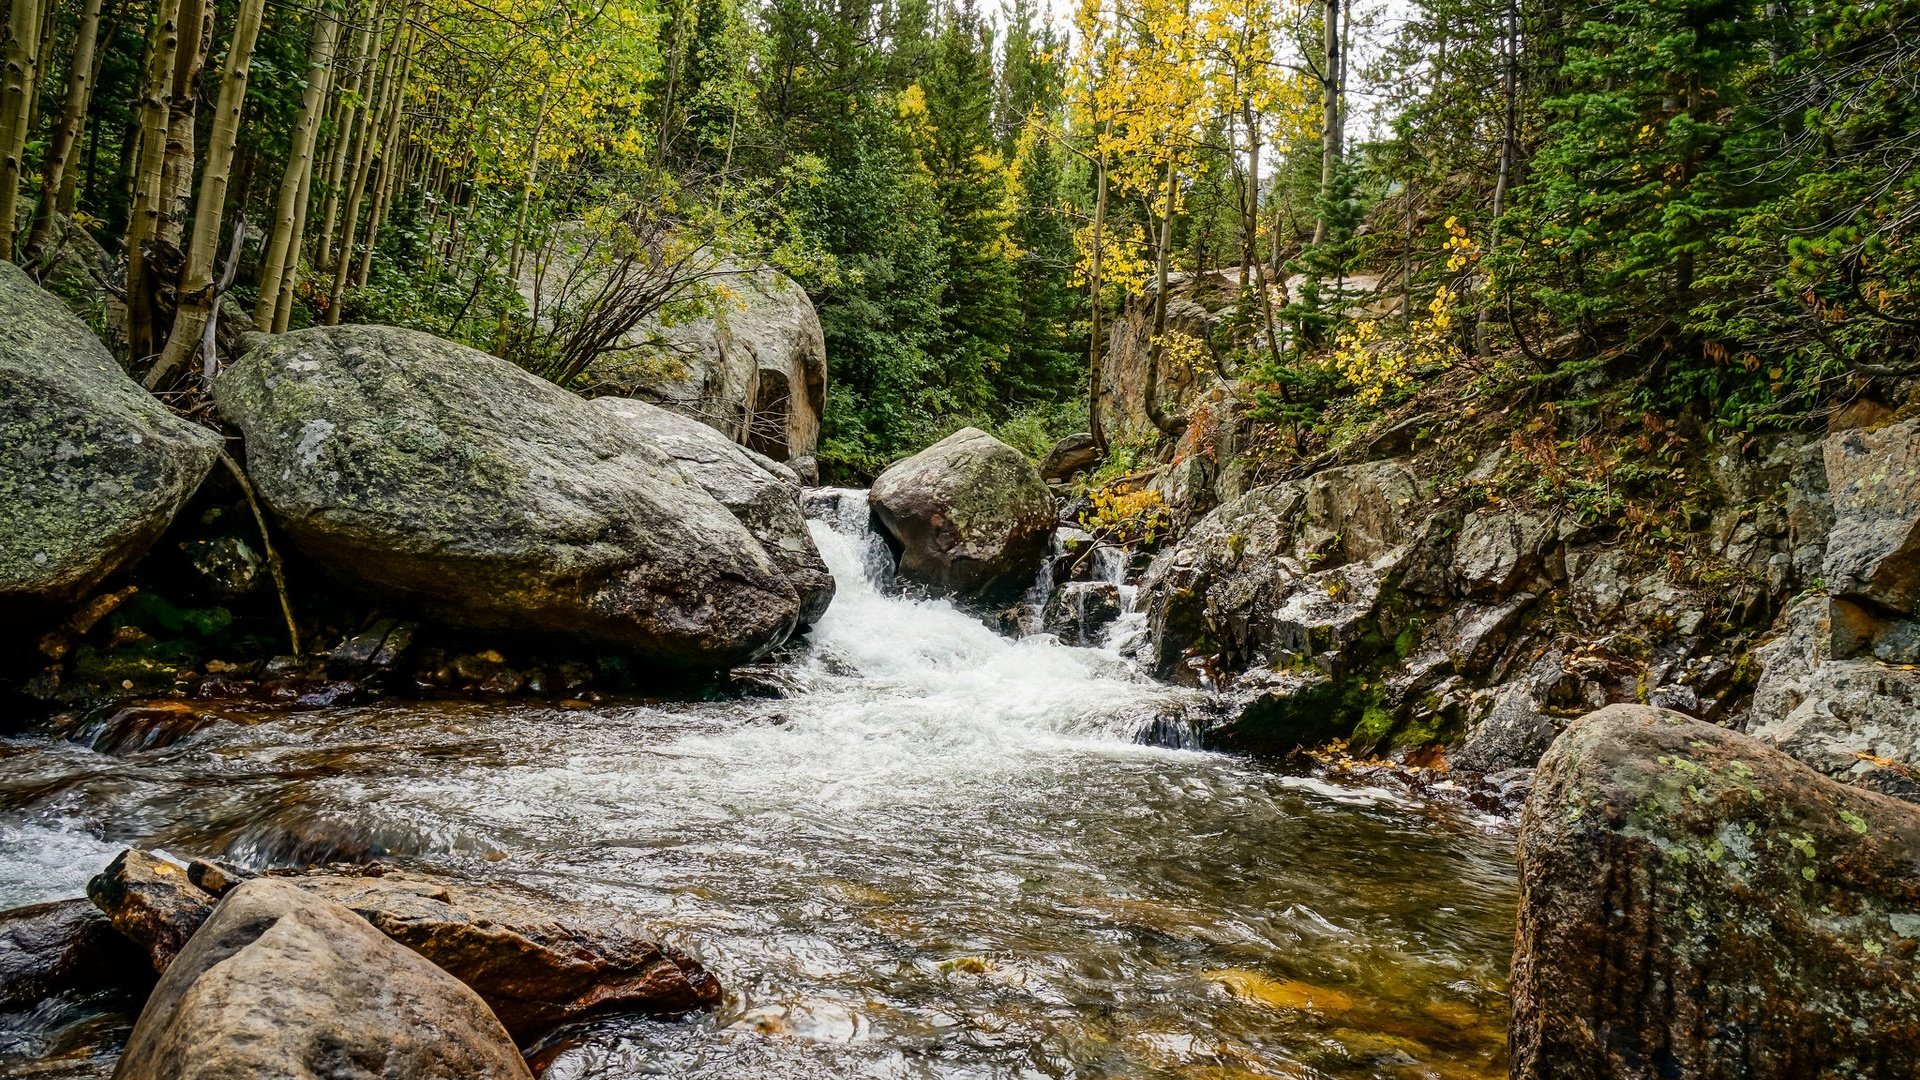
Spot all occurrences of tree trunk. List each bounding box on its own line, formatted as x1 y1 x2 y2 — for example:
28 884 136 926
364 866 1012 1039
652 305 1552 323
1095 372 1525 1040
1087 155 1108 454
149 0 266 387
352 42 412 293
254 7 339 330
327 4 407 322
24 0 106 255
158 0 212 250
316 0 380 274
1143 156 1183 436
0 0 47 261
1477 0 1520 354
1310 0 1342 247
124 0 184 360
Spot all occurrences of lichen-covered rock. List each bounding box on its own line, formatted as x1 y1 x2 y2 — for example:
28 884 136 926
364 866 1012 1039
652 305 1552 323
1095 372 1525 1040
1749 594 1920 785
86 849 216 974
868 427 1055 600
1 260 219 625
1512 704 1920 1079
1823 418 1920 614
112 878 532 1080
294 872 721 1041
214 324 799 666
595 396 834 626
0 897 150 1011
582 265 826 462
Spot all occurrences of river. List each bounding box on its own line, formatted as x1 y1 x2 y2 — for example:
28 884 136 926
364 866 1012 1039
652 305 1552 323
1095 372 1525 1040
0 494 1516 1078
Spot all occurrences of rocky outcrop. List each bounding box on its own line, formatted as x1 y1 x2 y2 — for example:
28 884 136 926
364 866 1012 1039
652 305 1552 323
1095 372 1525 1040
214 324 801 667
113 878 532 1080
1822 418 1920 614
1 260 220 628
869 428 1056 600
0 897 150 1011
294 872 721 1041
583 265 826 463
1139 460 1436 684
596 396 834 626
1096 269 1241 444
1512 704 1920 1079
87 849 217 973
1749 594 1920 792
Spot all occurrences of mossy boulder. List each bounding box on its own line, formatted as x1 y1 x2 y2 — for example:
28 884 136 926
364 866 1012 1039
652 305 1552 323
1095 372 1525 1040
1512 704 1920 1079
868 427 1056 600
0 260 219 629
214 324 799 667
595 396 834 626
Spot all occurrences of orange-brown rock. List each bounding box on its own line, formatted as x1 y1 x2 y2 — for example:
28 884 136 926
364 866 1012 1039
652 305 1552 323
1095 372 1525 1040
86 849 216 973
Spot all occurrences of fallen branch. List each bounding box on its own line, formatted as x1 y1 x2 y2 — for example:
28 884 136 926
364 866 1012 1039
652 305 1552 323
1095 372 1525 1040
217 450 300 658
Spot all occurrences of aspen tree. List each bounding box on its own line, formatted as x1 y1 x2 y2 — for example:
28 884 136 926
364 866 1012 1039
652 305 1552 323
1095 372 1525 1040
125 0 185 359
0 0 46 261
23 0 106 255
255 7 341 330
149 0 268 386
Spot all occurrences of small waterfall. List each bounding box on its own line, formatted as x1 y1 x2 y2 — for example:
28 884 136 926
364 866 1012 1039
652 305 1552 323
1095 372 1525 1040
801 487 896 589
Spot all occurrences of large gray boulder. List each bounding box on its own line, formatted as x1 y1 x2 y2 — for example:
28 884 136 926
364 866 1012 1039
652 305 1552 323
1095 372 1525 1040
596 396 833 626
1 261 219 625
112 878 532 1080
868 427 1056 600
214 324 799 666
581 265 826 462
1513 705 1920 1079
1823 418 1920 614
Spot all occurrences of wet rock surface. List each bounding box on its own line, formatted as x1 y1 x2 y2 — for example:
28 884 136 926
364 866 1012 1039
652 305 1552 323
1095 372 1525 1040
85 851 215 974
214 323 801 666
869 427 1055 600
1 261 220 628
113 878 532 1080
1512 704 1920 1079
293 872 722 1041
0 898 150 1012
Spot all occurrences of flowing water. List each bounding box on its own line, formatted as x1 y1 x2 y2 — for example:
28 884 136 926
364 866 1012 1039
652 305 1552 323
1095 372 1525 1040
0 493 1516 1079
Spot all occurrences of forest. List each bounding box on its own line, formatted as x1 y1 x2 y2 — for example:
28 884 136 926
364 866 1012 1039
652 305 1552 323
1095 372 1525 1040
3 0 1913 477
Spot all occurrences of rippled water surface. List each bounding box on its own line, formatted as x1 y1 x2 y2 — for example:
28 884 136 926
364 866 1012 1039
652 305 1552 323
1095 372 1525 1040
1 498 1516 1078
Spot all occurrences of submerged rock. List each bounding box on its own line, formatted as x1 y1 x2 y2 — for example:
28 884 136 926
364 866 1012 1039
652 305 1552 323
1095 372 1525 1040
1 260 220 627
86 849 216 974
596 396 834 626
214 324 800 667
112 878 532 1080
0 897 150 1011
869 427 1055 600
1512 704 1920 1079
296 873 721 1041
